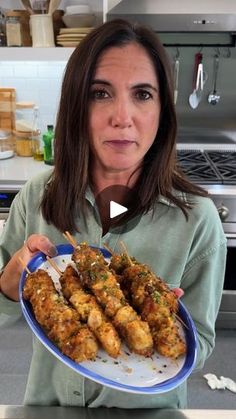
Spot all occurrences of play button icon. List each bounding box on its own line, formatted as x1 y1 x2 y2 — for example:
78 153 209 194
94 184 141 234
110 201 128 219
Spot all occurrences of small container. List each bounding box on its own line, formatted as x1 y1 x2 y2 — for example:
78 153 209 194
30 14 55 47
6 16 22 47
0 130 14 159
5 10 32 47
15 102 35 132
43 125 54 165
14 130 33 157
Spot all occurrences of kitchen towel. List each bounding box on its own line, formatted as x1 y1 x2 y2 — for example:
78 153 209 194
204 373 236 393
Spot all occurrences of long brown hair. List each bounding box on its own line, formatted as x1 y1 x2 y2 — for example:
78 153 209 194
41 19 207 232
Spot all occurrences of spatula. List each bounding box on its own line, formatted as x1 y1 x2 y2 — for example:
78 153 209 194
48 0 61 15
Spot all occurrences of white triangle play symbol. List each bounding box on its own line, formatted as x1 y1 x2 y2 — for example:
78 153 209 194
110 201 128 219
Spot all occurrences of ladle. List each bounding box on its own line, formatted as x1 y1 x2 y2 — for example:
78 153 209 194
208 55 220 105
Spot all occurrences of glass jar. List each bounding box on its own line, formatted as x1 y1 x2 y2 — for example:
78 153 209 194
0 129 14 159
6 16 22 47
15 102 35 132
14 130 33 157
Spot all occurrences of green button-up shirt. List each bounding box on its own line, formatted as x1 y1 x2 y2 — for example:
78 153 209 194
0 169 226 408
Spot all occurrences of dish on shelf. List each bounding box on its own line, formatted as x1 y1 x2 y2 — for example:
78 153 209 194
62 13 95 28
56 27 93 47
57 33 88 38
57 41 80 47
59 27 94 34
19 244 197 394
65 5 91 15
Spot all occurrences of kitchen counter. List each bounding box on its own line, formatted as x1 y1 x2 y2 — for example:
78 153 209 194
0 156 50 188
0 406 235 419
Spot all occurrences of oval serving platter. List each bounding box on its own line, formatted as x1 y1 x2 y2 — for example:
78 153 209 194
19 244 197 394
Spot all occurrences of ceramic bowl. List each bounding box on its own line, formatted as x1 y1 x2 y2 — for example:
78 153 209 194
62 13 95 28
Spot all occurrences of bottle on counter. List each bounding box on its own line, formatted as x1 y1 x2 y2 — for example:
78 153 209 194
31 106 44 161
43 124 54 165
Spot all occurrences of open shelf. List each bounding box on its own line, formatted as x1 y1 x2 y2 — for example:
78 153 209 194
0 47 75 61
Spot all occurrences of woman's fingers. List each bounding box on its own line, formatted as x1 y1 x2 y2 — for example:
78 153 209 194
173 288 184 299
24 234 58 257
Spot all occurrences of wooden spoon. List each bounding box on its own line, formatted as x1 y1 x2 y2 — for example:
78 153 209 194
48 0 61 15
21 0 34 14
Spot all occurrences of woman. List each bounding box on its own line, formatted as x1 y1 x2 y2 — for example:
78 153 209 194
0 19 226 408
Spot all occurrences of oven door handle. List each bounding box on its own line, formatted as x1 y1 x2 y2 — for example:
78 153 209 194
225 233 236 239
225 233 236 247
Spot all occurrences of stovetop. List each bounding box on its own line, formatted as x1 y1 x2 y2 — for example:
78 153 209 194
177 150 236 185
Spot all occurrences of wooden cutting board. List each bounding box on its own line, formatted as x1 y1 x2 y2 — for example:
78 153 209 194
0 88 16 132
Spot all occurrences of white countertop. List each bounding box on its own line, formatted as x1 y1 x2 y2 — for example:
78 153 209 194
0 155 50 188
0 154 235 197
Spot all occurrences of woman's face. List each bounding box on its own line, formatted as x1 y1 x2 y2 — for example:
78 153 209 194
89 42 161 177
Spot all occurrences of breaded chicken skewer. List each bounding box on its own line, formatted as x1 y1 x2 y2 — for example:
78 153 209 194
63 233 153 357
59 264 121 358
107 243 186 359
22 267 98 363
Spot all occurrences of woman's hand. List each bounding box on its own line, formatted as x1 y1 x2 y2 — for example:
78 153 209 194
173 288 184 299
21 234 58 265
0 234 57 302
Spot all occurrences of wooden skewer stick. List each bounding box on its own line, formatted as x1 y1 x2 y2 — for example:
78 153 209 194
18 257 31 274
102 243 114 255
46 256 62 276
63 231 78 248
46 257 65 296
175 313 189 330
118 241 188 329
119 241 133 266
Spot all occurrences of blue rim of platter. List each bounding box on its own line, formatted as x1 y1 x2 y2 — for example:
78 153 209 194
19 243 198 394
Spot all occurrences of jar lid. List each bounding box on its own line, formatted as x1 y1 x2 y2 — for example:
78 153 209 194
16 101 35 109
13 129 32 137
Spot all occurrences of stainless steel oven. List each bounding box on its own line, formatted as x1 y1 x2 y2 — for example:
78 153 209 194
177 140 236 328
212 193 236 328
0 185 20 234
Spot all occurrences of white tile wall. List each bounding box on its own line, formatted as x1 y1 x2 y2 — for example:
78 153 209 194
0 60 67 132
